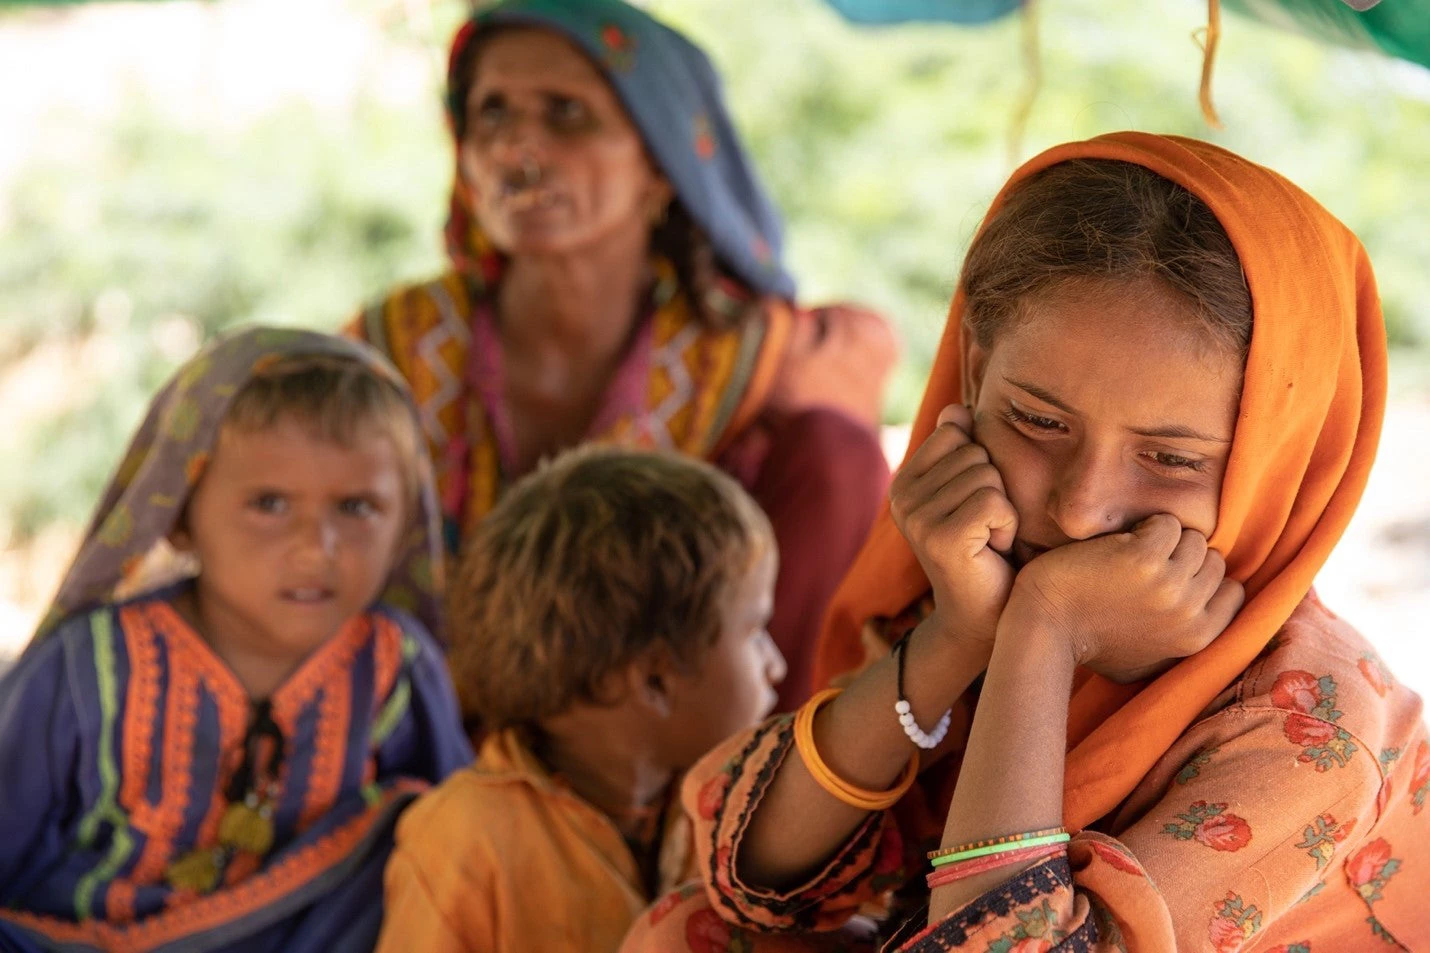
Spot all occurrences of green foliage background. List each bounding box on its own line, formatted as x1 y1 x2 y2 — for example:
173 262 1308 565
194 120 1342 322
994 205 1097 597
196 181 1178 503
1 0 1427 545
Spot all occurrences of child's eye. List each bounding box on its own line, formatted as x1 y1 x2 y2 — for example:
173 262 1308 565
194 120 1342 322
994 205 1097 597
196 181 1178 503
1147 451 1207 472
1004 406 1067 433
249 493 287 515
338 497 377 518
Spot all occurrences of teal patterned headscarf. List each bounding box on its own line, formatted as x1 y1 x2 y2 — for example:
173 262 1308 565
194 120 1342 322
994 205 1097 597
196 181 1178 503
31 326 444 646
446 0 796 299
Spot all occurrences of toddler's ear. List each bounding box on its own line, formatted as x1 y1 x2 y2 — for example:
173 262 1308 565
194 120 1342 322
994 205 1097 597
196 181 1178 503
626 647 679 720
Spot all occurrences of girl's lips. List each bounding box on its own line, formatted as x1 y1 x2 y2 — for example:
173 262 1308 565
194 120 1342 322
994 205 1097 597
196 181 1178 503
281 587 335 604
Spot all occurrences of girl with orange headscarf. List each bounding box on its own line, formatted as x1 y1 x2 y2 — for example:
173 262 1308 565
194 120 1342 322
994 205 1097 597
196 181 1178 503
619 133 1428 952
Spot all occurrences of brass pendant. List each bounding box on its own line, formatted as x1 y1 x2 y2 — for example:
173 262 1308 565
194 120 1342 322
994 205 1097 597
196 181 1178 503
165 848 222 894
218 797 274 856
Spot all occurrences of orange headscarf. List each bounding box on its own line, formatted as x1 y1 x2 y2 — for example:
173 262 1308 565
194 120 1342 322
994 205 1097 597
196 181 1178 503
814 132 1387 829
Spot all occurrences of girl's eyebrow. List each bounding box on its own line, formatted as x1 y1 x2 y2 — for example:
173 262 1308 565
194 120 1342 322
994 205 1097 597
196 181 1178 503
1007 378 1231 443
1007 378 1079 415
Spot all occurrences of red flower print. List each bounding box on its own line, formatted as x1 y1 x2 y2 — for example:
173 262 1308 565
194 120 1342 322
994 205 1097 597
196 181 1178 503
1358 655 1390 696
1089 840 1143 876
1195 812 1253 852
601 23 630 51
1209 892 1261 952
1164 801 1251 852
1009 939 1053 953
712 846 734 890
1347 838 1391 888
648 885 697 927
1208 915 1248 953
1410 740 1430 815
693 114 716 160
696 772 730 821
685 908 735 953
1284 713 1337 747
1271 670 1322 714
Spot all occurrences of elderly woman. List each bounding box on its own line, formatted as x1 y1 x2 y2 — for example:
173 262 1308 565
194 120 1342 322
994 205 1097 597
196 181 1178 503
349 0 896 710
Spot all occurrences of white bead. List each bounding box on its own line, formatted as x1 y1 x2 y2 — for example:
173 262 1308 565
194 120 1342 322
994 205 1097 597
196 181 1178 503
897 705 954 749
894 700 912 715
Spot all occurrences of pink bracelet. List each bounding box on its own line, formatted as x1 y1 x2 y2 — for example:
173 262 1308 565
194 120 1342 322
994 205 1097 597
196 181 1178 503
924 842 1067 890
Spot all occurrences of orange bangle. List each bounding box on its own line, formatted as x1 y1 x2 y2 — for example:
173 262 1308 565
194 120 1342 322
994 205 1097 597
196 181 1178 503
794 688 919 812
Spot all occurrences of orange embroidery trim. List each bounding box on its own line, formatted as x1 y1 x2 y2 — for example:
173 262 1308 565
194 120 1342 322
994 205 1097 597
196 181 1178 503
129 657 198 884
371 617 403 715
105 879 137 925
0 782 426 953
298 671 352 831
270 615 372 730
119 606 162 814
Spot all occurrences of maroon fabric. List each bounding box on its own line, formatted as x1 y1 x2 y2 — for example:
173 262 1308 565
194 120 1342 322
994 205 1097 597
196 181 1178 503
722 407 889 711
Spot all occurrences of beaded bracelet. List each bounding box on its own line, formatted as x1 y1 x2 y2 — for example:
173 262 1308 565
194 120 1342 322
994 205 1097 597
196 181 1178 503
925 842 1067 890
928 831 1070 868
927 826 1066 862
892 633 952 750
794 688 919 813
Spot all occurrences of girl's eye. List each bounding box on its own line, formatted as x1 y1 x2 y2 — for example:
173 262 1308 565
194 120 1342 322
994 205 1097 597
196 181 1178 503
1004 406 1067 433
1148 451 1207 472
338 497 377 518
249 493 287 515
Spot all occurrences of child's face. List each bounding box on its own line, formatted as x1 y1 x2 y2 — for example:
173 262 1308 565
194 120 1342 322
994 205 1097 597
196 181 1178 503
175 415 408 671
662 548 785 768
967 281 1242 567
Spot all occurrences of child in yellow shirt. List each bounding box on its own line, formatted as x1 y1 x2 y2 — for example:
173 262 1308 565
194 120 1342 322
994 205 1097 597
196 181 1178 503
376 446 787 953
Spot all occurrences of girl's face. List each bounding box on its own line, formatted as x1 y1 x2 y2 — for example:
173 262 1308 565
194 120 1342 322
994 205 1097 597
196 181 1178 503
173 415 408 672
459 28 670 256
965 280 1244 567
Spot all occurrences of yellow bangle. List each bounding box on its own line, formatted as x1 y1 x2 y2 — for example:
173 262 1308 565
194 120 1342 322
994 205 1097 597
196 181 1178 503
794 688 919 812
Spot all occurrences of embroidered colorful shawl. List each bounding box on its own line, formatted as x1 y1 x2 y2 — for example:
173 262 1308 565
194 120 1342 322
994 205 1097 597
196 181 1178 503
352 0 798 550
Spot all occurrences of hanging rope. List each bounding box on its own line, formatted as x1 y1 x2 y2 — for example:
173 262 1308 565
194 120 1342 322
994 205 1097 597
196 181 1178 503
1006 0 1043 164
1194 0 1225 129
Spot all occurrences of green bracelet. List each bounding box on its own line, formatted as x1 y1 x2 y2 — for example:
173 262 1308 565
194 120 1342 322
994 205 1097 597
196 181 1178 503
927 832 1071 868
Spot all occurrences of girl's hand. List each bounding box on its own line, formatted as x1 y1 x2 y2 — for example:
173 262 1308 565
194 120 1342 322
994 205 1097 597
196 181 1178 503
1002 514 1244 682
889 404 1017 659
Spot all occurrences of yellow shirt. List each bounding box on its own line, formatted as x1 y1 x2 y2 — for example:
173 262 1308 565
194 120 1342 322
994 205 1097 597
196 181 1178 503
376 729 696 953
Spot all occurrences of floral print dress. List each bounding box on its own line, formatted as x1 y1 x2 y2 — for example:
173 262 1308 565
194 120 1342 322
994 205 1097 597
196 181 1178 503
619 596 1429 953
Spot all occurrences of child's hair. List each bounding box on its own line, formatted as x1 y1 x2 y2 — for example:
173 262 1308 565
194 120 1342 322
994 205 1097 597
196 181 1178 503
223 355 424 507
447 445 775 731
961 159 1252 358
